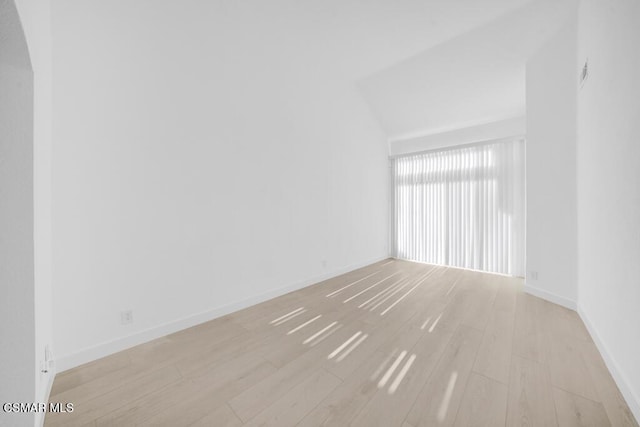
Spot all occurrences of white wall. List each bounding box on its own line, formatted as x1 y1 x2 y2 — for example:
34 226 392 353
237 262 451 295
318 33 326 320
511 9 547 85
0 2 35 425
524 17 578 308
1 0 52 425
576 0 640 419
13 1 55 421
52 0 388 369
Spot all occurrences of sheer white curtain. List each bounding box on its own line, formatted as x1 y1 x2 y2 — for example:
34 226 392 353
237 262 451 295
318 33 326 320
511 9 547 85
391 138 525 276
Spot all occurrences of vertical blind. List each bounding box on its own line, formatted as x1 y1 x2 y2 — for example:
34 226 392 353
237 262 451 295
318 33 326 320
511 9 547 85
391 138 525 276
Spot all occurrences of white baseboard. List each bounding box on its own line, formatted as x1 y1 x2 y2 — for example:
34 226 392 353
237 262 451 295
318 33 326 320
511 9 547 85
523 285 639 423
523 283 577 310
396 257 519 278
56 255 390 372
577 304 640 424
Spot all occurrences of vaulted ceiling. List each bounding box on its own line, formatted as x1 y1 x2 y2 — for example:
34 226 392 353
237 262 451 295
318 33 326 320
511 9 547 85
356 0 578 141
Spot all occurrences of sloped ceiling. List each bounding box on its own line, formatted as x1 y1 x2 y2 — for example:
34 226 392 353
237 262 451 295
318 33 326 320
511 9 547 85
257 0 534 79
358 0 578 141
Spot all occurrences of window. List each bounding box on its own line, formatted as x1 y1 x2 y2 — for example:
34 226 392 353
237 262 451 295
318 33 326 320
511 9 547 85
391 138 525 276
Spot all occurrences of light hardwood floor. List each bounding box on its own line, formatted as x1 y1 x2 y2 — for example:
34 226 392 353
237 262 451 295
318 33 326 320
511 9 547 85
46 260 638 426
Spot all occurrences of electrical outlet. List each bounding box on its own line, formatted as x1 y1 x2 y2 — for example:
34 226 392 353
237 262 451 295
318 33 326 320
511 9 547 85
120 310 133 325
529 271 538 281
321 259 327 269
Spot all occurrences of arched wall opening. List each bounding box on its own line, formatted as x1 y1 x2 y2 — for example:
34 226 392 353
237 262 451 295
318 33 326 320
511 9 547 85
0 0 36 425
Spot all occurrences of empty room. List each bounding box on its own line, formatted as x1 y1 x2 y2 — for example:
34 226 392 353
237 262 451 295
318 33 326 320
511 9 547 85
1 0 639 426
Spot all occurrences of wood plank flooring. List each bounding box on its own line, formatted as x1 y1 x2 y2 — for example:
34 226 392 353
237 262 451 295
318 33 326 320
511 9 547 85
45 259 638 426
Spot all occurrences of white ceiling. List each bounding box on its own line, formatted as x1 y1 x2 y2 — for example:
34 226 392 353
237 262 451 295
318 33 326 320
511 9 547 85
254 0 535 79
355 0 578 141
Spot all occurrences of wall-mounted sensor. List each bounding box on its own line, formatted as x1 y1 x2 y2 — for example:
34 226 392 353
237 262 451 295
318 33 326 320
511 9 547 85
580 59 589 87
